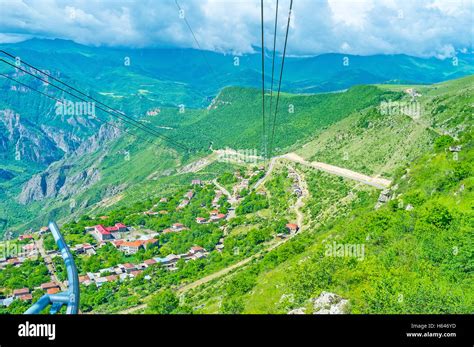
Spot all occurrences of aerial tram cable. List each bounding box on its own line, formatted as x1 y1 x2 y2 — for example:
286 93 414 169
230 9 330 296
268 0 279 138
174 0 225 87
0 73 160 147
0 57 190 151
0 51 190 151
260 0 266 164
268 0 293 159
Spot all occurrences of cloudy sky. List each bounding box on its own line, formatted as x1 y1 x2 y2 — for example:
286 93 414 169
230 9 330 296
0 0 472 58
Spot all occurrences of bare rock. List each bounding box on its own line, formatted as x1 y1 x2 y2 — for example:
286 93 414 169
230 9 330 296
312 292 349 314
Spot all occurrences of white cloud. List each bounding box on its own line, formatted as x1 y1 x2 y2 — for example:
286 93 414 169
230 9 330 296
0 0 471 58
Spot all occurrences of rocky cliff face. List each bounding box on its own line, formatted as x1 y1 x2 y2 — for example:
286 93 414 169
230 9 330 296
0 109 65 165
17 123 121 204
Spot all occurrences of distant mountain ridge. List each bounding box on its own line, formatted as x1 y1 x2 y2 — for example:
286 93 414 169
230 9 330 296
1 39 473 104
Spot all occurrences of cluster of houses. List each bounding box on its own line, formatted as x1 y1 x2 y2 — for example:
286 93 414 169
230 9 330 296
0 281 62 306
79 246 209 287
177 190 194 210
0 235 40 269
288 170 303 197
196 210 227 224
404 88 422 99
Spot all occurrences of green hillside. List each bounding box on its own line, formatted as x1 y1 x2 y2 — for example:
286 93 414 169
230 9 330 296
177 76 474 314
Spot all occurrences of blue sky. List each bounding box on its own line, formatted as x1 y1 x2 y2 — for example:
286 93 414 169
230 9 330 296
0 0 472 58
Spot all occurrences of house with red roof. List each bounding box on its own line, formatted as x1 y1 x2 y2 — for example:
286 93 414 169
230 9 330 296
47 287 61 295
88 223 128 242
177 199 190 210
18 294 33 301
13 288 30 298
211 213 227 221
18 234 33 241
285 223 299 233
40 282 60 291
143 259 157 267
123 263 136 273
105 275 119 282
79 275 91 285
130 270 143 278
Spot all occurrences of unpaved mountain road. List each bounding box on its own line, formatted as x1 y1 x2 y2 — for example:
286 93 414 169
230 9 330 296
254 153 391 190
282 153 391 189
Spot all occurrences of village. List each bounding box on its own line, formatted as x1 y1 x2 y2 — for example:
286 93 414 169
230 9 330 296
0 166 304 309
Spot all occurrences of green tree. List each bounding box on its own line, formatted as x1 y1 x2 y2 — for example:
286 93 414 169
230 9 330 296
147 290 179 314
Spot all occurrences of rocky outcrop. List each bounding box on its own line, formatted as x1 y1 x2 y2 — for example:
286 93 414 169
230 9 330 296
312 292 349 314
287 292 349 315
17 123 120 204
0 109 64 165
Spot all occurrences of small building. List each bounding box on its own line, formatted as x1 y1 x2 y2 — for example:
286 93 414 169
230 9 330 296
95 277 108 288
130 270 143 278
191 179 202 186
79 275 91 285
105 275 118 283
18 234 33 241
13 288 30 298
40 282 60 291
38 226 49 235
119 241 145 255
159 198 168 203
18 294 33 301
172 223 185 231
449 145 462 152
177 199 190 210
196 217 207 224
211 213 226 221
285 223 299 233
190 246 205 254
123 263 136 273
143 259 157 267
47 288 61 295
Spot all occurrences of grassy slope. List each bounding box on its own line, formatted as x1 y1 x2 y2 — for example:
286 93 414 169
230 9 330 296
183 75 474 314
296 75 473 178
